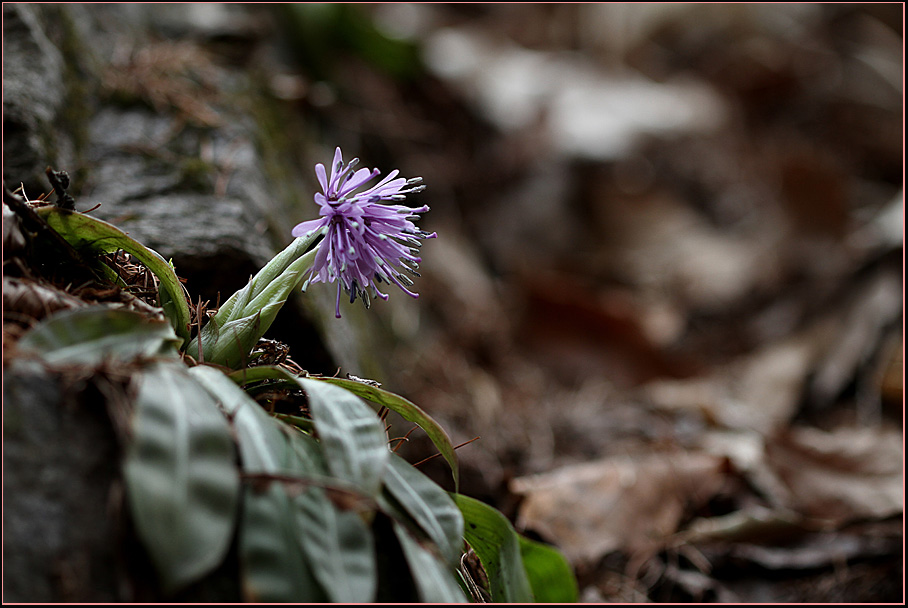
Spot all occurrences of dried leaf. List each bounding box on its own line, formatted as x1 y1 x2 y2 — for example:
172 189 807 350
511 451 726 564
764 425 903 523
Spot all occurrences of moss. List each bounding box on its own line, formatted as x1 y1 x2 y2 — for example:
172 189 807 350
244 77 311 240
39 4 96 188
176 157 216 193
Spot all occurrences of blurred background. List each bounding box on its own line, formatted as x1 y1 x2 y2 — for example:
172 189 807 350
4 3 903 602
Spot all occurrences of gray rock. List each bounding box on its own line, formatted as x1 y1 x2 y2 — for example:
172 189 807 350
2 360 121 602
2 3 72 196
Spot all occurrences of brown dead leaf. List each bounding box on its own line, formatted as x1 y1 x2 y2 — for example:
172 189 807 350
727 524 902 571
644 325 829 434
510 450 726 565
2 276 86 320
807 271 903 407
764 425 903 524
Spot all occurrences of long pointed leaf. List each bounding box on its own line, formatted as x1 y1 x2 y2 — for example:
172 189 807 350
18 306 180 366
191 366 377 602
315 376 460 489
518 535 578 603
393 521 469 603
215 234 319 321
297 377 389 497
36 207 192 345
452 494 534 603
381 452 463 566
189 236 319 366
123 362 240 593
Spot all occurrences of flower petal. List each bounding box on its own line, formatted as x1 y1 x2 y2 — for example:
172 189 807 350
291 218 326 238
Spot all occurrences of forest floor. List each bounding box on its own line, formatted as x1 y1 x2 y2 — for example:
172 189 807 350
4 3 903 603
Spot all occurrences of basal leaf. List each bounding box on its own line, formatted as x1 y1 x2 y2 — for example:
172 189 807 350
36 207 192 345
188 365 322 601
518 535 578 603
227 364 301 387
191 365 377 602
381 452 463 566
393 521 469 603
18 306 180 366
286 432 377 603
123 361 240 593
297 377 389 497
315 376 459 489
452 494 534 603
229 368 459 490
241 482 326 603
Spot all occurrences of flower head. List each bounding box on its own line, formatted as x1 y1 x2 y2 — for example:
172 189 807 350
291 147 435 318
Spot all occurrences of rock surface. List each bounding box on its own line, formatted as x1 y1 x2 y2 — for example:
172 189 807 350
3 4 339 601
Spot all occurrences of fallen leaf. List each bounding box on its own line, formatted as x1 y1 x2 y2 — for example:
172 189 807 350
764 425 903 523
511 451 726 564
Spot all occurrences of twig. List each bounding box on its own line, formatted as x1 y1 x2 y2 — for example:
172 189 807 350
413 436 480 467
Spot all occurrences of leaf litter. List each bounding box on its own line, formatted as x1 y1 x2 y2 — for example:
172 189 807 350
322 4 904 602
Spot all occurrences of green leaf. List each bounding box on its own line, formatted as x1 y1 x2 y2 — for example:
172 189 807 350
518 535 578 603
195 307 276 369
188 235 319 368
194 366 326 602
240 482 326 603
297 378 389 497
315 376 460 490
123 361 240 593
216 234 318 322
227 364 298 386
228 368 460 490
273 412 314 433
36 207 192 345
285 432 377 603
18 306 181 366
452 494 534 603
191 365 377 602
381 452 463 566
392 521 469 603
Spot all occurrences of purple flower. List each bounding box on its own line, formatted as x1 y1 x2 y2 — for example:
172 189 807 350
291 147 435 318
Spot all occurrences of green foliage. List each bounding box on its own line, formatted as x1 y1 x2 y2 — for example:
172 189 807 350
230 366 460 487
380 452 464 567
280 4 422 82
17 207 579 603
393 521 469 603
300 377 390 497
123 361 240 593
186 233 319 368
453 494 535 603
191 366 376 602
17 305 181 365
35 206 192 345
519 535 580 603
318 376 461 489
